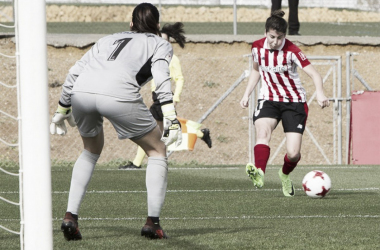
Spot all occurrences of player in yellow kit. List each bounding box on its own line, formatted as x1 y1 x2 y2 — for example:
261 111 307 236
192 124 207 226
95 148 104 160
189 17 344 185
119 22 212 170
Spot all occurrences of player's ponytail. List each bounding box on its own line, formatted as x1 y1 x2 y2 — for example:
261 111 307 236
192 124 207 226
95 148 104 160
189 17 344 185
131 3 160 35
161 22 186 48
265 10 288 34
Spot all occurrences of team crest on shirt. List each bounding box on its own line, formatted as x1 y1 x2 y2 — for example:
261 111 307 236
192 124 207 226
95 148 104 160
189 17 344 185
298 52 307 61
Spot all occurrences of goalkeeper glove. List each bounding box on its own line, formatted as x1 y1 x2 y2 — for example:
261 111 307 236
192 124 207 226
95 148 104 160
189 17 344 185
161 103 182 147
50 104 76 136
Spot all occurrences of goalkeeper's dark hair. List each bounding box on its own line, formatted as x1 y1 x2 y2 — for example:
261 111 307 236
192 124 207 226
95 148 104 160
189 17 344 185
265 10 288 34
161 22 186 48
131 3 160 35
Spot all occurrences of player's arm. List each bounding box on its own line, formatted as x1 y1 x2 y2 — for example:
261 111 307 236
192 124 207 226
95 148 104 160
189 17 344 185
240 61 260 109
152 40 182 147
51 41 98 135
59 42 98 106
152 40 173 105
170 55 184 105
303 64 330 109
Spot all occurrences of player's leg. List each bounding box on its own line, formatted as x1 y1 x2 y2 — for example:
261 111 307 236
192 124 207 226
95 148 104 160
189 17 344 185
118 119 161 170
133 146 146 167
100 95 168 239
131 126 169 239
62 92 104 241
62 132 103 241
122 120 162 170
66 132 104 214
288 0 300 35
246 117 278 188
278 132 302 197
246 100 279 188
119 146 146 169
134 101 168 238
119 97 163 170
197 128 212 148
283 132 302 173
278 102 307 196
181 118 212 148
254 117 278 172
119 118 160 170
271 0 282 12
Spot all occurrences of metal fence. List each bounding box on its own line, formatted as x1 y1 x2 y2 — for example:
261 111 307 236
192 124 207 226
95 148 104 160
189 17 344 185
1 38 368 167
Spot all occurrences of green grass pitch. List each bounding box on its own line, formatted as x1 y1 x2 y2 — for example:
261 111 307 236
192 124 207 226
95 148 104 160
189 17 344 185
0 164 379 249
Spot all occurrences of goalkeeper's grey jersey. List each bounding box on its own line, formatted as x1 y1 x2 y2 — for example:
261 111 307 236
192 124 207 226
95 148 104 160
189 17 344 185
59 31 173 106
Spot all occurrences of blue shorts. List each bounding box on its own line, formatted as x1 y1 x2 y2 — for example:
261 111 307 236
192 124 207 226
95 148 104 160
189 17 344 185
253 99 309 134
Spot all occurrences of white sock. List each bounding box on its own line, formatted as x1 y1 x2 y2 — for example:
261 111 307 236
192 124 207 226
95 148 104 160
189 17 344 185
146 157 168 217
67 150 100 215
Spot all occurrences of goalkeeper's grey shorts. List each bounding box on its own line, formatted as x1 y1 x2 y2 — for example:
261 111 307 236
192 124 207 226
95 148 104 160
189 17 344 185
71 92 157 140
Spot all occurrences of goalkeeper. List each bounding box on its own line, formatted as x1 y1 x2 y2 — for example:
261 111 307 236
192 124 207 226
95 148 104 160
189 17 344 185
50 3 180 241
119 22 212 170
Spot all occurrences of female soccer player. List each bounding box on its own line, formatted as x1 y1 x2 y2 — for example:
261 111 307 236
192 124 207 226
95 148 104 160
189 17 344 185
240 10 329 197
119 22 212 170
50 3 181 240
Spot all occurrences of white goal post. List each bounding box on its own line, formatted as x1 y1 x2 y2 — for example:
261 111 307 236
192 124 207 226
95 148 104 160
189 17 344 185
15 0 53 249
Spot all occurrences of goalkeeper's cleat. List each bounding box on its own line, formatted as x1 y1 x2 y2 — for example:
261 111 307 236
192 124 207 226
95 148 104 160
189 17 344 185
141 217 168 239
201 128 212 148
118 161 142 170
61 212 82 241
246 163 264 188
278 168 295 197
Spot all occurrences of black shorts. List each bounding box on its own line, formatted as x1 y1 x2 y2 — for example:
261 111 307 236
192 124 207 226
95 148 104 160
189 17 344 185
253 99 308 134
149 92 163 121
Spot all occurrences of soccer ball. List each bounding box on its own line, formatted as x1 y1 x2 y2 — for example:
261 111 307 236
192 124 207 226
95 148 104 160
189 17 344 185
302 170 331 198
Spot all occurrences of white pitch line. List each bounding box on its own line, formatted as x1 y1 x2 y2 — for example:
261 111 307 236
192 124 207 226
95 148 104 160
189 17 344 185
169 166 373 170
51 166 375 172
1 187 378 195
59 214 380 221
59 187 379 194
113 166 374 171
2 214 379 222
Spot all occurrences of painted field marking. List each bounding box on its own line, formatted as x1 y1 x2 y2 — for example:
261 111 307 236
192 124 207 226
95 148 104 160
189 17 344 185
50 166 375 172
1 187 379 195
61 214 380 221
2 214 379 222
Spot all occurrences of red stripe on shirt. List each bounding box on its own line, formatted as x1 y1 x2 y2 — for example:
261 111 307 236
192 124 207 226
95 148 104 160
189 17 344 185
251 38 310 103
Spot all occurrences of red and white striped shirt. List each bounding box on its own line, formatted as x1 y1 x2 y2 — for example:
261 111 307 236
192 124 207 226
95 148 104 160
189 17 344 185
251 38 310 103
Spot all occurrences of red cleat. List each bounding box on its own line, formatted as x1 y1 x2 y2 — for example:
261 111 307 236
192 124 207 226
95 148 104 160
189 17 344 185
61 212 82 241
141 217 168 239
